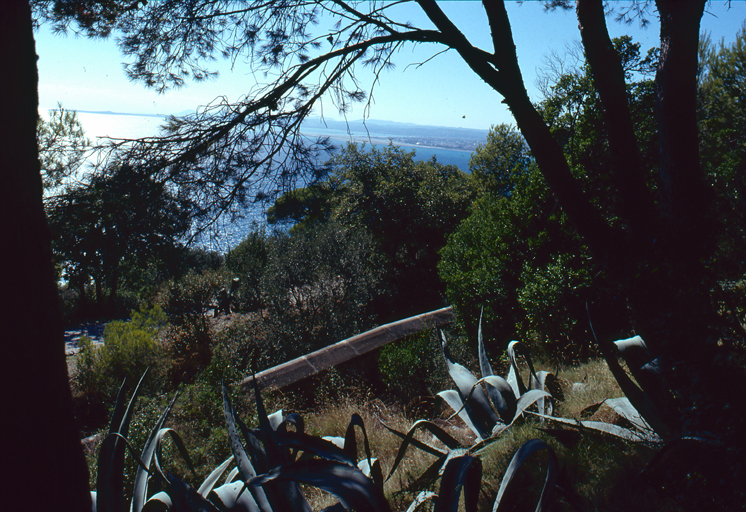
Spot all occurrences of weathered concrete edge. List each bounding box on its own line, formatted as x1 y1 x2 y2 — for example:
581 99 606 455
239 306 455 390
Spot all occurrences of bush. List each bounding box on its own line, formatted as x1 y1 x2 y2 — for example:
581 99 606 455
378 329 450 403
224 227 270 311
72 304 171 430
260 220 382 361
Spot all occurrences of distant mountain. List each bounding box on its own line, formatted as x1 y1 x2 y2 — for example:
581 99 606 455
301 117 490 153
302 117 489 141
76 109 169 118
72 110 491 152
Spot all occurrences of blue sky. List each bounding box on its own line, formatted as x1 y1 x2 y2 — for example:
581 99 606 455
35 1 746 132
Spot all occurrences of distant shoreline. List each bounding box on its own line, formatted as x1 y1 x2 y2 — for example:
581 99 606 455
306 132 475 154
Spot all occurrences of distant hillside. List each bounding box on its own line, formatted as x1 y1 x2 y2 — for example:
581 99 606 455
71 110 492 152
302 117 490 152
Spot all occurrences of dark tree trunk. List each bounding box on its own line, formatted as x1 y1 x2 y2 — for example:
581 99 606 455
0 2 91 510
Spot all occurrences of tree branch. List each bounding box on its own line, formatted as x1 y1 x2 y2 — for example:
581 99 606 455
417 0 622 263
576 0 659 244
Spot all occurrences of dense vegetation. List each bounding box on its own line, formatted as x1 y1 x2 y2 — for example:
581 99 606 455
6 0 746 509
44 28 746 510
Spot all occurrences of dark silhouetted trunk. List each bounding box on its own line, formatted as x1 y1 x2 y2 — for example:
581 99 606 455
0 2 91 510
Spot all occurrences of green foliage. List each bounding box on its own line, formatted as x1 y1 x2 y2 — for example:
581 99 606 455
264 142 476 324
378 330 448 400
468 123 531 197
517 253 593 361
439 165 602 360
329 142 475 319
699 23 746 282
538 36 658 219
47 162 192 315
224 227 270 310
37 103 89 190
156 269 232 384
260 219 382 361
266 184 334 232
73 305 170 402
439 38 657 360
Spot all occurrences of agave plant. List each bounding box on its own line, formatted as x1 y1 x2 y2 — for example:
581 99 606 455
436 318 555 443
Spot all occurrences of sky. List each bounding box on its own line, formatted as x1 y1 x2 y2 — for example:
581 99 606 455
35 1 746 134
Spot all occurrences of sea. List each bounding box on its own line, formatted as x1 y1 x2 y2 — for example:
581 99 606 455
71 110 477 250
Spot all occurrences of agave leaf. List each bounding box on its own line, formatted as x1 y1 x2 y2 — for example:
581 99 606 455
222 382 257 481
99 371 149 512
222 382 271 512
210 481 261 512
526 412 662 443
248 380 312 512
141 492 172 512
198 456 235 497
320 505 348 512
236 421 272 474
132 392 179 512
322 436 345 449
406 491 437 512
477 308 494 378
476 316 519 425
492 439 558 512
357 458 384 491
438 390 485 442
507 341 540 397
387 419 455 480
379 419 446 458
591 325 671 440
225 467 240 485
273 430 355 466
267 410 284 431
153 428 197 483
531 371 553 417
604 397 655 433
97 379 129 512
321 502 347 512
434 452 482 512
407 454 451 492
614 336 650 371
250 459 392 512
479 376 517 423
513 389 552 422
343 413 376 479
506 341 527 397
164 472 221 512
580 420 661 443
441 331 500 439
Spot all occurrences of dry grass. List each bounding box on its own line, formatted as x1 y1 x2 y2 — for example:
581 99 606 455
276 357 646 511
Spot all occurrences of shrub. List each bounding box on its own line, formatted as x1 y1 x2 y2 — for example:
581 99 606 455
378 330 450 403
72 304 170 403
260 220 382 361
224 227 270 311
155 269 235 383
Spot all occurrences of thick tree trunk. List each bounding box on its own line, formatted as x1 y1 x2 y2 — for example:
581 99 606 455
0 2 91 510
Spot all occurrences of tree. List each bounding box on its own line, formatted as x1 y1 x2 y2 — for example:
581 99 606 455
266 142 474 319
37 103 89 191
1 2 90 510
699 23 746 282
468 123 532 197
329 143 474 318
260 219 383 360
440 59 657 359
